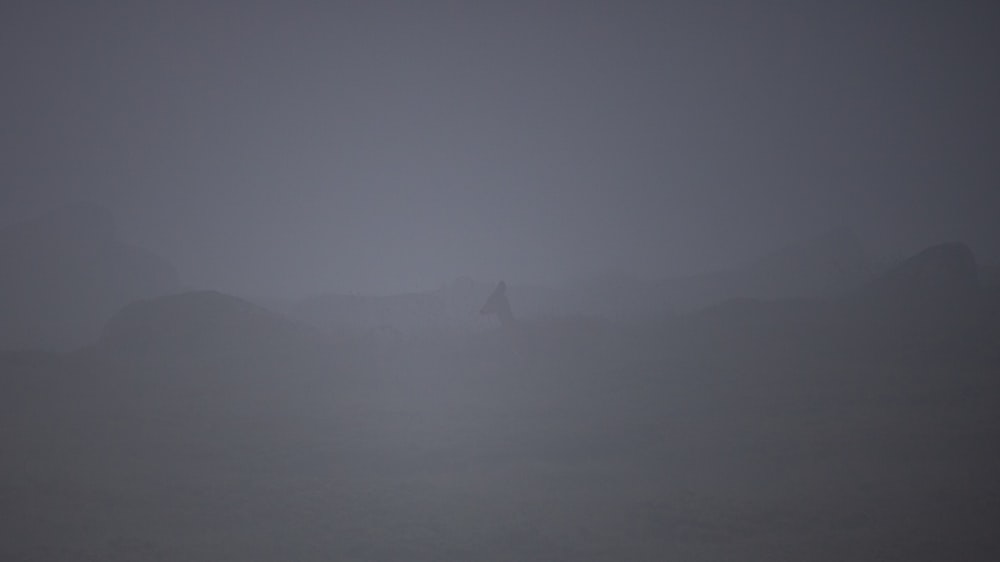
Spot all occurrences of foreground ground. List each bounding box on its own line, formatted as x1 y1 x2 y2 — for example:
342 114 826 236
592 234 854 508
2 313 999 561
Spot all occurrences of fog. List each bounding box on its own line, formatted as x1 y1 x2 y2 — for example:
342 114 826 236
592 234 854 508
4 1 999 295
2 2 1000 560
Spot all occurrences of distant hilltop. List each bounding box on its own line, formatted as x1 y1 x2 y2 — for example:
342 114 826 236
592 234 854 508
5 204 995 354
0 203 180 352
281 228 877 336
653 227 874 311
98 290 327 370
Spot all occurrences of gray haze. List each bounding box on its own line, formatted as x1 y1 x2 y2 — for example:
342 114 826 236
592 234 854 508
3 1 999 295
4 5 1000 557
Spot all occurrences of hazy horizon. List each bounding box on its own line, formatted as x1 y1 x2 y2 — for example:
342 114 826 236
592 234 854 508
3 5 1000 556
0 201 949 301
3 1 998 296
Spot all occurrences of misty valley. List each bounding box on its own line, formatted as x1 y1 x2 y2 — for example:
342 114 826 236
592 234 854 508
6 1 1000 559
2 206 999 561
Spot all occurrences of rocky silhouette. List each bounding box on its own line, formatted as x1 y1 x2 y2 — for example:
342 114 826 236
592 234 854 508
3 241 998 561
0 204 179 351
99 290 327 365
657 227 874 311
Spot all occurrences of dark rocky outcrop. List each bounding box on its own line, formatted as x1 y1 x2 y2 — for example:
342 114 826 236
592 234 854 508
682 242 997 365
864 242 979 300
0 203 179 351
99 290 327 368
658 227 873 311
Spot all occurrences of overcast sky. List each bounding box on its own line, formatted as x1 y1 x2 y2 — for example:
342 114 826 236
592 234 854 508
2 1 998 296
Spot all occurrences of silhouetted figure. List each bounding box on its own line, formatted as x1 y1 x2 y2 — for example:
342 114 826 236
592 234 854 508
480 281 534 360
480 281 513 327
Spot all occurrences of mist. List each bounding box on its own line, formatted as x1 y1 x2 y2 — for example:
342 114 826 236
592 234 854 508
2 2 1000 560
4 1 999 295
